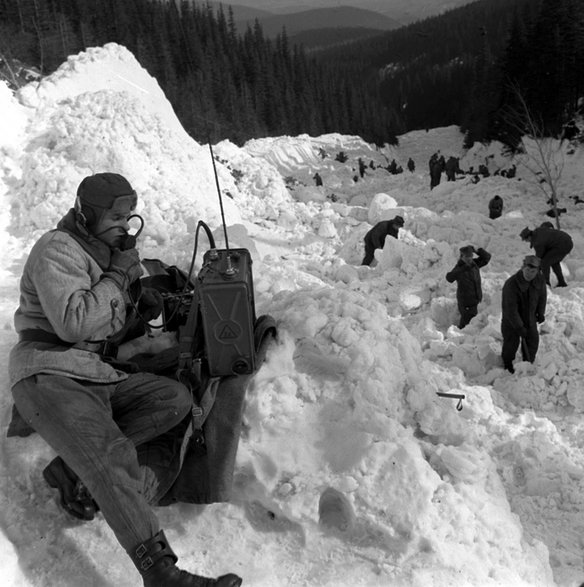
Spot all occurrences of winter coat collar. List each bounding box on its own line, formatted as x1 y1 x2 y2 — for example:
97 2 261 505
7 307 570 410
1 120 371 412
56 209 112 270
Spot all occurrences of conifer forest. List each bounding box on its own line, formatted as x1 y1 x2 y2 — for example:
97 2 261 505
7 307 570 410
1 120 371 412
1 0 583 148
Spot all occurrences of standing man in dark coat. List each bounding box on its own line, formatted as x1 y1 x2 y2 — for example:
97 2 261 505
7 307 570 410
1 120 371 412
444 156 459 181
446 245 491 328
429 154 444 189
501 255 547 373
520 225 573 286
361 215 404 266
488 195 503 219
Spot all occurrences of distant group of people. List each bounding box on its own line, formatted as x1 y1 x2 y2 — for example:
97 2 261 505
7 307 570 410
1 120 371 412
444 222 573 373
337 149 575 375
428 151 462 189
427 155 520 189
429 152 446 189
313 154 417 187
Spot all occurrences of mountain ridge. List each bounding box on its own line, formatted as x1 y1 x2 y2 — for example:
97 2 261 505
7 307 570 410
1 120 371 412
199 0 479 24
237 6 400 37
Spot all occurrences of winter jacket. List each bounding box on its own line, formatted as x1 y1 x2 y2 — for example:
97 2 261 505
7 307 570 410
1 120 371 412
529 226 573 257
9 209 131 387
445 248 491 306
501 270 547 335
488 197 503 216
364 220 400 250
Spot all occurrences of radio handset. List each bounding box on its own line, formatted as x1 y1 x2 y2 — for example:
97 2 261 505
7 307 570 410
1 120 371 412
120 214 144 250
120 234 137 251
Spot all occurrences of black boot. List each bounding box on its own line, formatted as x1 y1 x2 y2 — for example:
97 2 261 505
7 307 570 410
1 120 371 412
43 456 99 521
130 530 242 587
502 360 515 374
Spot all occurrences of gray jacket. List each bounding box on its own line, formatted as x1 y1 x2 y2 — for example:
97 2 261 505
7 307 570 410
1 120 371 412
9 214 130 387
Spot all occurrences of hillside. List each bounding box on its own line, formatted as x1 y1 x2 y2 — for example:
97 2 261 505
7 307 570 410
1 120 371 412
313 0 544 135
236 6 400 37
192 0 272 21
206 0 479 24
288 28 387 51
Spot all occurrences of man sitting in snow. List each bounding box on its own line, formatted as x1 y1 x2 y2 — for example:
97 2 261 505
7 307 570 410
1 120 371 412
7 173 242 587
519 224 573 287
361 215 405 266
445 245 491 329
501 255 547 373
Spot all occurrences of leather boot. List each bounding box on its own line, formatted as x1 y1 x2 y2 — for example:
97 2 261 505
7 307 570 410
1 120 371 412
130 530 242 587
43 456 99 521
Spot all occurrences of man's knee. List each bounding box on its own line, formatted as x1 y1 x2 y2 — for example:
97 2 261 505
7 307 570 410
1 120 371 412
134 374 192 419
159 377 191 414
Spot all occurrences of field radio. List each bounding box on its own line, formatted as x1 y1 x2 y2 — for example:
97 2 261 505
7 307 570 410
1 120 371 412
196 247 256 376
156 142 262 381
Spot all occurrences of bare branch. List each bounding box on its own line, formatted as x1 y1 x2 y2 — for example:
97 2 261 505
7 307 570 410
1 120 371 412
501 82 565 228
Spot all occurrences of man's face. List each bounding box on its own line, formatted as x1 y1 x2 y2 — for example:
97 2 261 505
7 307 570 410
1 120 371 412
461 254 474 266
92 208 132 248
89 194 137 248
522 262 540 281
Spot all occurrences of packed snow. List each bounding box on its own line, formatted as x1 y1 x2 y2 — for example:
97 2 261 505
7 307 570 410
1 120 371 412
1 43 584 587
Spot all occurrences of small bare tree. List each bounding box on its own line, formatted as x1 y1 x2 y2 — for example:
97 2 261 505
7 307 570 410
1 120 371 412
501 83 565 228
0 50 21 89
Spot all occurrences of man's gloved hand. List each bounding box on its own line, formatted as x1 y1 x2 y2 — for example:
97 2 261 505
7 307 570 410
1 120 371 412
128 347 179 374
537 315 545 324
138 287 164 322
107 248 143 289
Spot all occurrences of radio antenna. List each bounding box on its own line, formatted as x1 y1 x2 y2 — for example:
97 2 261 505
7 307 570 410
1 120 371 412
173 0 233 271
208 142 230 251
208 138 235 275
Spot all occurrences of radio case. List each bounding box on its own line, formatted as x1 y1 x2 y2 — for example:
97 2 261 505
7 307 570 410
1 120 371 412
197 248 256 376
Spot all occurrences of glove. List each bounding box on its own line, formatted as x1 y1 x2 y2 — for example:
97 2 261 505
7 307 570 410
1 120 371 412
537 315 545 324
127 347 179 374
138 287 164 322
106 248 143 289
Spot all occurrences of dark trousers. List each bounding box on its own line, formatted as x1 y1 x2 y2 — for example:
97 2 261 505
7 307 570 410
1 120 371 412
541 244 572 285
458 303 478 329
501 322 539 371
362 241 376 266
12 372 191 551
